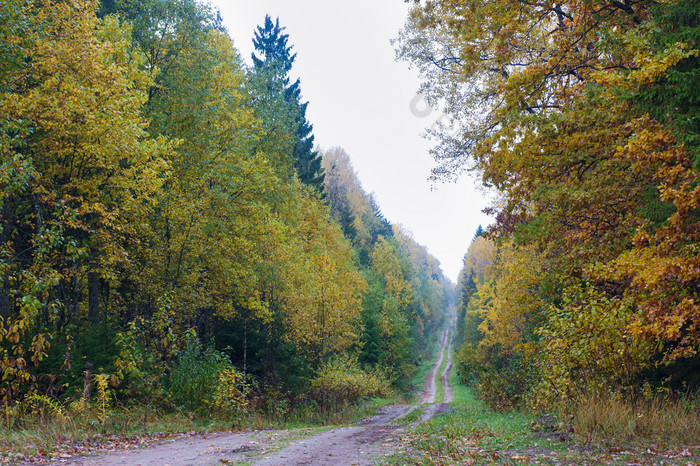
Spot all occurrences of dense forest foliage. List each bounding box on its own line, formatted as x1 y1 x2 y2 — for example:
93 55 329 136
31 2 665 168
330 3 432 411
0 0 452 418
398 0 700 412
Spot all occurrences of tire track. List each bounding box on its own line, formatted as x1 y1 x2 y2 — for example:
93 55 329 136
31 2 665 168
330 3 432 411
440 307 456 403
417 325 448 404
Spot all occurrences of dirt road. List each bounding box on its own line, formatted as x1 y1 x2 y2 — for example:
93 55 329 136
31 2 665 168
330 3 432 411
62 310 456 465
418 307 455 404
441 307 457 404
417 326 447 404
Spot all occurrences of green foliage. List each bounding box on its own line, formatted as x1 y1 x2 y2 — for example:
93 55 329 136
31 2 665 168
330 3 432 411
456 342 537 411
634 0 700 167
532 285 654 408
251 15 325 193
168 336 230 412
0 0 449 426
403 0 700 414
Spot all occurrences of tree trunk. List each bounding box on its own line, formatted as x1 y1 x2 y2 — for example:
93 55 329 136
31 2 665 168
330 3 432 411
243 315 247 375
83 362 94 401
88 272 99 323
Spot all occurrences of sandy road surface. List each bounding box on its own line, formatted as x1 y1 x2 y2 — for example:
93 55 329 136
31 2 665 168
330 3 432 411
254 405 410 466
59 309 457 465
62 429 287 465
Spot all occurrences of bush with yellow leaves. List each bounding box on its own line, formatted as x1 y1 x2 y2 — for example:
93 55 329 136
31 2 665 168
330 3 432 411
211 367 251 417
310 356 391 410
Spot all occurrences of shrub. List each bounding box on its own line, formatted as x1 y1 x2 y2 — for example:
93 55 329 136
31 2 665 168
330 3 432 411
310 356 391 410
476 357 536 411
456 341 536 411
531 285 653 409
211 367 251 418
168 337 230 412
455 342 484 386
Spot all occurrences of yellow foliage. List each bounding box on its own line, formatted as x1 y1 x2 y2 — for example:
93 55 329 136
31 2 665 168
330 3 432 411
280 190 367 361
472 242 544 353
310 356 391 406
532 285 653 409
212 367 250 416
371 236 414 334
0 0 171 402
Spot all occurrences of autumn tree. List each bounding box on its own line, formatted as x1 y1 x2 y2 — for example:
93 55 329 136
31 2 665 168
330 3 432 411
0 0 171 401
400 0 700 403
0 0 454 412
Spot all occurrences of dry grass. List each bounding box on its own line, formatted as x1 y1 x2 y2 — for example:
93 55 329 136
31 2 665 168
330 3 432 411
571 392 700 445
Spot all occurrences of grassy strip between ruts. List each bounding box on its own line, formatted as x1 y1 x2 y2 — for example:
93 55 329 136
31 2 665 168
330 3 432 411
434 342 449 404
409 333 442 403
391 406 425 427
382 364 700 465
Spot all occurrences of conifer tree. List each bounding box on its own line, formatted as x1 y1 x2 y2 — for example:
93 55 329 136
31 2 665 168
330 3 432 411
251 15 325 194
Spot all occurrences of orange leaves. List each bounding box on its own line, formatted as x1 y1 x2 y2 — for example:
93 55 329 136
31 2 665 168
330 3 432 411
410 0 700 404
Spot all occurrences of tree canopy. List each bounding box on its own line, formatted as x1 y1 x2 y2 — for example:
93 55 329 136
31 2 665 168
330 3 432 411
400 0 700 409
0 0 451 412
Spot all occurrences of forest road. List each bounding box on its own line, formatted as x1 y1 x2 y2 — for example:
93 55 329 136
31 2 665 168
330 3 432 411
61 310 456 466
417 307 455 405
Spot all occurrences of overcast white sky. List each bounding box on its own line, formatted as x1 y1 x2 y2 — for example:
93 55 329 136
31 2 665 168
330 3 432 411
211 0 492 282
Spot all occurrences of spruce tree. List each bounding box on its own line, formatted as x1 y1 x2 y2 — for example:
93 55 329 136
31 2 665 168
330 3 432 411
635 0 700 167
252 16 325 193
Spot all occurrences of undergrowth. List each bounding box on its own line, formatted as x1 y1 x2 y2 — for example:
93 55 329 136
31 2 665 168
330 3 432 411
385 364 700 465
569 391 700 446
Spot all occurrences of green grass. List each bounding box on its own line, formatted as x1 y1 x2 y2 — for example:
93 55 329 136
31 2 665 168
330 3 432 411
391 406 425 427
448 357 465 404
434 344 448 404
382 363 700 465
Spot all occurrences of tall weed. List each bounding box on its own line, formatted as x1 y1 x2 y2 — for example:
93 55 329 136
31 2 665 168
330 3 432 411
571 392 700 445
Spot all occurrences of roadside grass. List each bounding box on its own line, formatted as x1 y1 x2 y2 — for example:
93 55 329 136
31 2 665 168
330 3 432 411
570 392 700 447
383 382 565 465
1 405 216 464
448 357 463 404
284 395 399 428
383 364 700 465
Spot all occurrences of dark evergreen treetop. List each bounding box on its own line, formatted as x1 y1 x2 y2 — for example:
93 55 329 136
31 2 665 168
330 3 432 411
252 15 296 88
251 15 325 194
635 0 700 167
